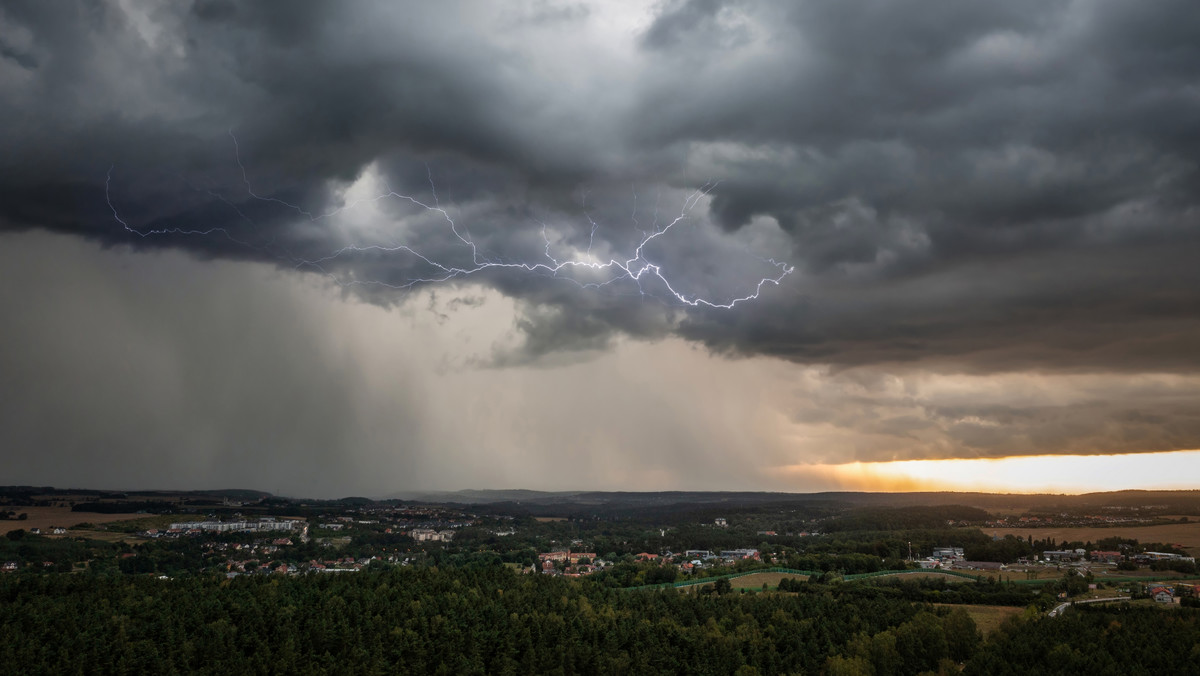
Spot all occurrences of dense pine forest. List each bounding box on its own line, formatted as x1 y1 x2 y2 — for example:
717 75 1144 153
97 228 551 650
3 567 1199 675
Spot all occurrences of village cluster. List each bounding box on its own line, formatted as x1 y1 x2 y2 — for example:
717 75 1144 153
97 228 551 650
915 544 1195 572
982 512 1168 529
140 510 475 576
531 547 765 577
3 504 1197 611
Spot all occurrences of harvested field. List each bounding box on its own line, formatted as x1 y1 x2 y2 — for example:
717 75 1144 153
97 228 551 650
989 521 1200 556
0 506 146 534
934 604 1023 635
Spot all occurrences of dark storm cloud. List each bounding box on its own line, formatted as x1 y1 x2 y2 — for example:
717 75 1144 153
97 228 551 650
639 0 726 49
1 0 1198 373
783 372 1200 462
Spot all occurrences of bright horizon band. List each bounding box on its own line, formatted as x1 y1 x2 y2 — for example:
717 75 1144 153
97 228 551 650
779 449 1200 494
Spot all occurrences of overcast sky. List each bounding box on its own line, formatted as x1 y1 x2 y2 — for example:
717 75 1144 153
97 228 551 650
2 0 1198 497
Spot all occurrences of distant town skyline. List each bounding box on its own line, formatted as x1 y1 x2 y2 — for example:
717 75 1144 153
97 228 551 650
2 1 1198 497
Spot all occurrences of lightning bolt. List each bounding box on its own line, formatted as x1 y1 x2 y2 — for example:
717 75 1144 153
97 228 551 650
106 132 794 309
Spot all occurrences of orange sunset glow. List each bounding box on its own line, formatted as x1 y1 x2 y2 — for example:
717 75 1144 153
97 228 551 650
780 449 1200 494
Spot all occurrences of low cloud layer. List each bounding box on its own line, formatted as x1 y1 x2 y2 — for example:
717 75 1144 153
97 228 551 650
2 1 1199 491
7 232 1197 495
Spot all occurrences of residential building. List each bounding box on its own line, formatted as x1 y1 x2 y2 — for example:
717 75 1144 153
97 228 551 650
168 519 299 533
538 551 594 564
1150 587 1175 603
1042 550 1083 562
409 528 456 542
720 549 760 561
1140 551 1193 562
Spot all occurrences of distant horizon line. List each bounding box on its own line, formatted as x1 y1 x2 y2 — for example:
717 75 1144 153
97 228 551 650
777 448 1200 495
7 484 1200 501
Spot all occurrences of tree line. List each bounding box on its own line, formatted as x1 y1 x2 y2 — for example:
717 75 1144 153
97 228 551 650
4 564 1198 674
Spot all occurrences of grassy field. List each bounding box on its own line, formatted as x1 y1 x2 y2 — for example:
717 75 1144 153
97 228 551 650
989 521 1200 555
680 571 811 592
1095 568 1193 579
66 530 144 544
1003 568 1067 580
100 514 194 533
934 604 1023 635
1011 567 1188 581
684 569 978 592
727 571 810 589
869 571 977 583
0 506 149 535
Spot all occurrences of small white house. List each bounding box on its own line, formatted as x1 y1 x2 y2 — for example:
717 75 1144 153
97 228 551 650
1151 587 1174 604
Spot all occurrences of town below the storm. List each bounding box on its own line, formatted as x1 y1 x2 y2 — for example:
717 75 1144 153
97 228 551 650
4 487 1200 673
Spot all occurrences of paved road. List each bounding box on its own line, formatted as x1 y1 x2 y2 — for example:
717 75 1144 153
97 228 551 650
1048 596 1132 617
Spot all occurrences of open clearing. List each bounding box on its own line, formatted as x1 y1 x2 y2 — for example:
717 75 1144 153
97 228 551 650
989 521 1200 556
934 604 1023 635
0 506 147 534
728 572 810 589
683 572 810 591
